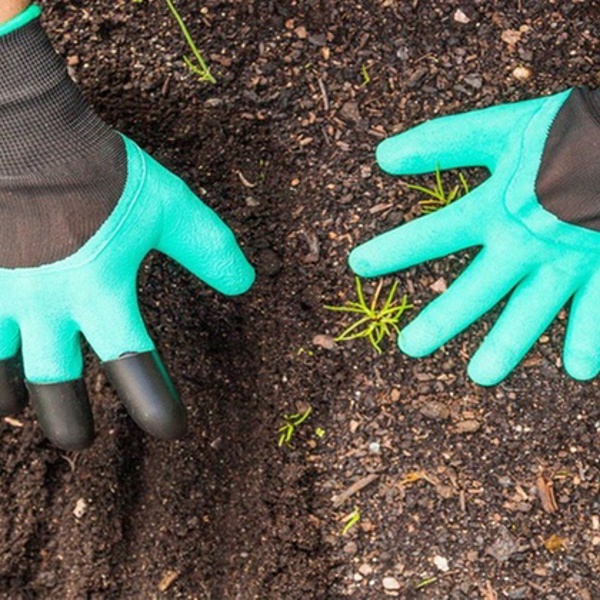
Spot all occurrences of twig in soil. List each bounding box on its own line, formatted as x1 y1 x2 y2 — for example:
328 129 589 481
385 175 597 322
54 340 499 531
317 77 329 111
340 506 360 535
165 0 216 84
406 164 470 214
235 170 258 188
278 406 312 447
325 277 412 354
332 473 379 508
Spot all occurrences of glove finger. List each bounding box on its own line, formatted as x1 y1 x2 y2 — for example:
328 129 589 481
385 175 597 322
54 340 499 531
20 318 93 450
376 96 542 175
103 351 186 441
468 268 576 386
0 357 27 416
349 181 490 278
28 380 94 451
0 320 26 415
156 177 255 296
563 274 600 380
398 246 529 357
80 298 186 440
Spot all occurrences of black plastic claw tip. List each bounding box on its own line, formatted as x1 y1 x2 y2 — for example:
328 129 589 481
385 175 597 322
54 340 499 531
103 351 187 440
0 357 27 416
27 379 95 450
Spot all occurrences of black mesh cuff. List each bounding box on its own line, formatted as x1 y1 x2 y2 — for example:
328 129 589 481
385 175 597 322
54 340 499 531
0 13 119 175
536 87 600 231
0 12 127 267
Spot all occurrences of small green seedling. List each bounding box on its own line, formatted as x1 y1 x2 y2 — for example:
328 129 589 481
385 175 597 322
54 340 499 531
325 277 412 354
341 506 361 536
278 406 312 447
360 64 371 86
165 0 216 84
315 427 326 438
407 164 469 214
415 576 438 590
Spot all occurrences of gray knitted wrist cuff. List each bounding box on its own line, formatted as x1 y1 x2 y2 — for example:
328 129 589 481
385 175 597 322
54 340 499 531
0 13 127 268
0 13 121 175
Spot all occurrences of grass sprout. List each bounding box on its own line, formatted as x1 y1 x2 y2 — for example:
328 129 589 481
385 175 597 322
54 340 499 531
278 406 312 447
407 164 469 214
360 64 371 86
165 0 216 84
325 277 412 354
341 506 361 536
415 577 438 589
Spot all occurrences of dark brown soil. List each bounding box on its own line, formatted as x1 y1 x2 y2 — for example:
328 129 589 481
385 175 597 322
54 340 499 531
0 1 598 598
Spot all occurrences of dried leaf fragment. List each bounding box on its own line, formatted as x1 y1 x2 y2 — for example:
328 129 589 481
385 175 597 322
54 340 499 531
543 534 565 553
399 470 432 486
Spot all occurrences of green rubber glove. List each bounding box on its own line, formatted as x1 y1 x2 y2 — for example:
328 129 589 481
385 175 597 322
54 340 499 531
0 6 254 449
350 87 600 385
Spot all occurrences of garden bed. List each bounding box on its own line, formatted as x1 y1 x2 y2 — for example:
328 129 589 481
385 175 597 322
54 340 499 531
0 0 598 597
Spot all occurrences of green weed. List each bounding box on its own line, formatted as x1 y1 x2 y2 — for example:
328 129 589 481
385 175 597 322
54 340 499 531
408 165 469 214
278 406 312 447
325 277 412 354
165 0 216 84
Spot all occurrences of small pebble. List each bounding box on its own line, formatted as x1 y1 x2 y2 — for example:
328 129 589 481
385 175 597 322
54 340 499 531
433 555 449 572
313 334 335 350
420 401 450 420
369 442 381 454
453 8 471 23
513 65 533 81
382 576 401 591
343 541 358 555
73 498 87 519
455 419 481 434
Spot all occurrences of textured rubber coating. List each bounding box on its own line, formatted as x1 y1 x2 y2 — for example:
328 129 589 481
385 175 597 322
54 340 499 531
350 88 600 385
103 351 187 440
28 379 95 450
0 357 27 415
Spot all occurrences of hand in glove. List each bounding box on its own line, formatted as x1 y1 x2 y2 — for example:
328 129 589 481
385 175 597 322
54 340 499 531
350 87 600 385
0 6 254 449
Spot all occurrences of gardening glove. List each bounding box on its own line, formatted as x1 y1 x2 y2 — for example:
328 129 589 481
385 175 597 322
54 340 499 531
349 87 600 386
0 5 254 449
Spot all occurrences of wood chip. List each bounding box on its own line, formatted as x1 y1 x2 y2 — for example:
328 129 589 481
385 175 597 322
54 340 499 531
483 580 498 600
333 474 379 508
536 475 558 513
158 570 180 592
368 202 393 214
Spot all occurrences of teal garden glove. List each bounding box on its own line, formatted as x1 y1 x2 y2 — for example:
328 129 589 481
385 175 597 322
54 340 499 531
0 6 254 449
350 87 600 386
